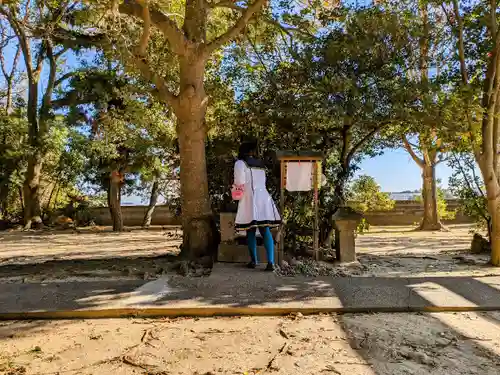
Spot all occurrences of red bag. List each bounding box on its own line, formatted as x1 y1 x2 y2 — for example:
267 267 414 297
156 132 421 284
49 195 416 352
231 184 244 200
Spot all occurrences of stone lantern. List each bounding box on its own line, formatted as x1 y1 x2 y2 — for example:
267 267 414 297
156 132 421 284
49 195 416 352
332 206 363 263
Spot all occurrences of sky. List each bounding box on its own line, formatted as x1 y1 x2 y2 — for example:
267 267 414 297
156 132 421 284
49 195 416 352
355 149 453 192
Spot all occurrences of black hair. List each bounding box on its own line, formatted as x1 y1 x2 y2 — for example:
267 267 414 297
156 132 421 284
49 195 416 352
238 140 258 160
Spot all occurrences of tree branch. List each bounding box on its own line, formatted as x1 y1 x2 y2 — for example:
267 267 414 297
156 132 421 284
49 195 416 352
51 91 95 109
245 32 279 89
205 0 266 54
489 0 497 38
119 0 187 56
33 41 45 77
208 1 310 38
54 71 76 87
0 43 12 80
54 46 69 59
346 123 388 165
0 24 19 80
136 0 151 57
435 154 450 165
9 43 21 77
402 135 425 168
422 146 433 166
39 39 57 133
50 26 106 50
2 8 36 81
207 1 243 11
132 56 179 113
451 0 468 84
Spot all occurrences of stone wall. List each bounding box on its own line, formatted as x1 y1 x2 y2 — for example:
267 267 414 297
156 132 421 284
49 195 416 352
88 199 471 227
89 206 180 227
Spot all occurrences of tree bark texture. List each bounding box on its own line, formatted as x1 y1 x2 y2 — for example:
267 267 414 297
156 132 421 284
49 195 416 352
475 5 500 265
5 79 13 114
0 185 9 218
402 137 443 231
108 171 124 232
143 179 160 227
177 57 214 258
22 74 44 229
488 194 500 266
420 163 442 230
23 154 43 229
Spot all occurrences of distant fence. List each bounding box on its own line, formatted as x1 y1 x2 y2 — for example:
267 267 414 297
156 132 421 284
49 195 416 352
362 199 471 226
88 199 471 227
89 206 180 227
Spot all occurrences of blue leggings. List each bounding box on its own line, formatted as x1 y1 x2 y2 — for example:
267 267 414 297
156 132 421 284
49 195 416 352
247 227 274 265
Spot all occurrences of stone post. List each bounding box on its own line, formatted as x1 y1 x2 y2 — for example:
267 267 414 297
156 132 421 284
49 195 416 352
220 212 236 243
332 207 362 263
218 212 280 263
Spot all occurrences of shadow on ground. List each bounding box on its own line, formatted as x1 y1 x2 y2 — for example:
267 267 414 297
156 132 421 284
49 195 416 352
3 282 500 374
0 254 181 280
0 227 182 280
339 311 500 374
356 235 471 254
2 264 500 313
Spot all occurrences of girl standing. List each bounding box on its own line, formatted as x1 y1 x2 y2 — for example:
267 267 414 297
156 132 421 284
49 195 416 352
233 141 281 270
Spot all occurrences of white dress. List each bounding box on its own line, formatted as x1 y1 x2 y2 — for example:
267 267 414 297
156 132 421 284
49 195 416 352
234 160 281 230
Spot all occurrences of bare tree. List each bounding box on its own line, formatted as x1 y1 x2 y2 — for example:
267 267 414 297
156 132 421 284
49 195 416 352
402 134 447 230
0 21 21 113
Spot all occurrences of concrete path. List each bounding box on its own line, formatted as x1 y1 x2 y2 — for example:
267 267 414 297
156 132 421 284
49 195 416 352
0 263 500 319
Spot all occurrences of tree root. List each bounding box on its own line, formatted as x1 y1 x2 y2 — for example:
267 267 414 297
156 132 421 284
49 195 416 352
413 222 449 232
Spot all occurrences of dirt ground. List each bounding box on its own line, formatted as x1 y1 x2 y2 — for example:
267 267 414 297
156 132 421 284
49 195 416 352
355 224 498 277
0 227 182 283
1 225 500 374
0 224 497 282
1 312 499 375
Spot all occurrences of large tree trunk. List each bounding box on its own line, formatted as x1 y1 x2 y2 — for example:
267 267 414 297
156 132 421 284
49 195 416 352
0 185 9 218
0 160 11 218
420 163 443 230
23 154 43 229
479 157 500 265
176 55 215 259
488 196 500 266
108 171 124 232
143 179 159 228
